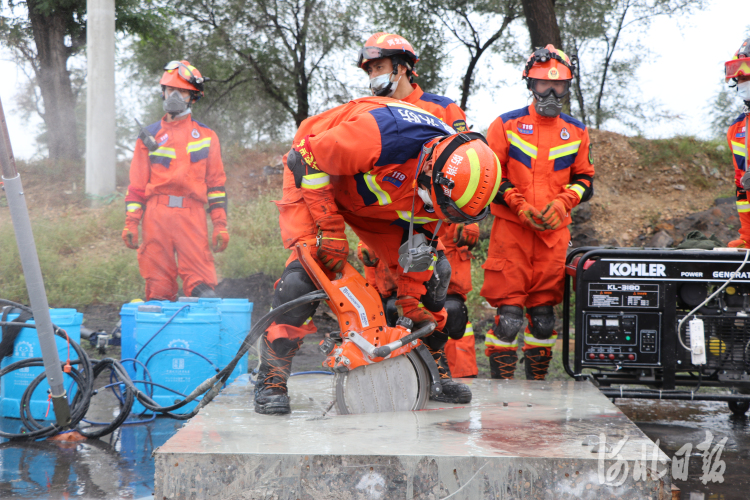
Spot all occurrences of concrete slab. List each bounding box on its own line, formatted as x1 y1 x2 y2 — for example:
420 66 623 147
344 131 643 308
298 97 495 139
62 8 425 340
155 375 671 499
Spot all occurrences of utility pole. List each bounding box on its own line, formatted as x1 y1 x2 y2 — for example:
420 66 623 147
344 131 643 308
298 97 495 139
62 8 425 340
85 0 116 198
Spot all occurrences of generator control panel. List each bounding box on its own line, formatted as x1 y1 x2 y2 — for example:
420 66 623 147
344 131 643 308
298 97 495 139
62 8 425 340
580 282 662 366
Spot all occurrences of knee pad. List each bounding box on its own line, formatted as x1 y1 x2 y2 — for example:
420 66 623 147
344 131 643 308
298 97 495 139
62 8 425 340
528 305 555 340
443 295 469 340
383 293 398 327
271 261 320 327
493 305 524 342
421 251 451 312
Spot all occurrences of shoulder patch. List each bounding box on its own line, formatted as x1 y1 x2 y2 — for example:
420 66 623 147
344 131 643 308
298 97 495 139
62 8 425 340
559 113 586 131
419 92 455 109
499 107 531 123
452 119 468 132
145 121 162 137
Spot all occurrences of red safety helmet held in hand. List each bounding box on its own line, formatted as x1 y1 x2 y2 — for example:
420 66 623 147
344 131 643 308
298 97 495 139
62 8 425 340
160 60 207 99
357 32 419 73
726 38 750 82
418 132 502 224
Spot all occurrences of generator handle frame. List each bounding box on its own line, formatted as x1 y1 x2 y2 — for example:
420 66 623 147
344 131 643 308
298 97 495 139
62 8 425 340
562 246 600 381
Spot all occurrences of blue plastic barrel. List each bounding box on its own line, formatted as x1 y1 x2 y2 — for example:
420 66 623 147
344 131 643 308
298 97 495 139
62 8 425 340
0 308 83 419
120 300 160 379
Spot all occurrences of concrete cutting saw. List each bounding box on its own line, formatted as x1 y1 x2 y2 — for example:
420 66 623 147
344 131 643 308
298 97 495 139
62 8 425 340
295 243 441 414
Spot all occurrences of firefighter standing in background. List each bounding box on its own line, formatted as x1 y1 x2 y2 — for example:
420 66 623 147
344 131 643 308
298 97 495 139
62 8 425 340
123 60 229 301
355 32 479 378
255 96 501 414
481 46 594 380
725 38 750 248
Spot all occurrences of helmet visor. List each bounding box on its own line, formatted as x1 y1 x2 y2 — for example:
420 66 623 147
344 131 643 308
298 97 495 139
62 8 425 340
357 46 416 69
726 58 750 80
531 78 570 98
438 198 489 224
163 61 204 91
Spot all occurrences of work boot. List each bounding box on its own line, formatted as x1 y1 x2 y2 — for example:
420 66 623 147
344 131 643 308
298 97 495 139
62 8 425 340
423 331 472 404
489 350 518 379
254 335 303 415
523 346 553 380
191 282 217 298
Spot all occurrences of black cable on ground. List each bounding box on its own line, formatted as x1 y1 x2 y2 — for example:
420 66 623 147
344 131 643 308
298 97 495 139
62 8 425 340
0 290 328 439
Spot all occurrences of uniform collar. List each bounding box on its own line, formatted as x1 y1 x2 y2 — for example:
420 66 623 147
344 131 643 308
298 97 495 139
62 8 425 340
401 83 423 104
161 114 193 128
528 103 560 125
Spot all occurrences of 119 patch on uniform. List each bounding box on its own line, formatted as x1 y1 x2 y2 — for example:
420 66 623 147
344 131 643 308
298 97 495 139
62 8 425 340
383 171 407 187
518 123 534 135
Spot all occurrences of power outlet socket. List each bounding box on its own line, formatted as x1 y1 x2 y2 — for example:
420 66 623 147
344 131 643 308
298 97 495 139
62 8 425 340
689 318 706 365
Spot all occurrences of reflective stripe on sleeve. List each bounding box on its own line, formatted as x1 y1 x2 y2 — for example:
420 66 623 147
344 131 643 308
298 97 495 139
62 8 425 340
548 140 582 160
301 172 331 190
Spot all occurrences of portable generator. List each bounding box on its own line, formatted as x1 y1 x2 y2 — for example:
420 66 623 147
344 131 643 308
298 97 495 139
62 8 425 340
562 247 750 415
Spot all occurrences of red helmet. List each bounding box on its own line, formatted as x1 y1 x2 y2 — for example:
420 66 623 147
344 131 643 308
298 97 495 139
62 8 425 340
357 32 419 73
523 44 574 81
419 132 501 223
160 60 206 98
726 38 750 81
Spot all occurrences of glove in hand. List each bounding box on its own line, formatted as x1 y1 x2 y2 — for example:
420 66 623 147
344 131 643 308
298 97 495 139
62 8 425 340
357 242 379 267
504 188 546 231
395 296 445 331
454 223 479 250
541 198 566 230
728 239 748 248
317 216 349 272
122 209 142 250
211 209 229 253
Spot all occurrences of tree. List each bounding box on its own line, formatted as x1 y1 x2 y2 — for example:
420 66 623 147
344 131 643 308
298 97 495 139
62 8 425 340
0 0 164 161
556 0 705 130
520 0 561 49
426 0 522 110
153 0 359 128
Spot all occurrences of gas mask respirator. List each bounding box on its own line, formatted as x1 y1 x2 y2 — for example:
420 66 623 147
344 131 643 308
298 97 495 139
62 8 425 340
163 90 191 118
534 93 563 117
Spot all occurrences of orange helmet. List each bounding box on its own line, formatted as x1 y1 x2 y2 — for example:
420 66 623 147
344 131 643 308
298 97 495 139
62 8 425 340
522 44 574 81
357 32 419 73
418 132 501 223
160 60 206 99
726 38 750 82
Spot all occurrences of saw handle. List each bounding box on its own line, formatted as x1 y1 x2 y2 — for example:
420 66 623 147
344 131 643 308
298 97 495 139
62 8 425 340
372 322 436 358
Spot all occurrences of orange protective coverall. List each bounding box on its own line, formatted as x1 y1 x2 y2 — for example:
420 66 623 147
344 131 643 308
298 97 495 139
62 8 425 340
481 104 594 354
269 97 455 342
729 113 750 242
125 116 227 301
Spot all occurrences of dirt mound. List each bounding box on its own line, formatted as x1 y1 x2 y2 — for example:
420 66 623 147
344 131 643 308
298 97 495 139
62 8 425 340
569 130 735 248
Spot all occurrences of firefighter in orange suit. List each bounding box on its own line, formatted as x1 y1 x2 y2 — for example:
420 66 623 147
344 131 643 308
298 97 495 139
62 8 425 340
255 96 501 414
481 45 594 380
725 38 750 248
355 32 479 377
122 60 229 301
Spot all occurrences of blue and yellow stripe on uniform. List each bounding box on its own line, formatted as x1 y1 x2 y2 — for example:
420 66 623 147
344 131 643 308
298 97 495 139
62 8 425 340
732 140 747 171
506 131 537 169
363 173 392 206
207 186 227 212
301 172 331 190
396 211 439 224
187 137 211 162
549 140 582 171
149 147 176 168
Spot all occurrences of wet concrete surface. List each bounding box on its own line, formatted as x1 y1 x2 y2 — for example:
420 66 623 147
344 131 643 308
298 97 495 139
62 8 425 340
155 376 670 499
616 398 750 500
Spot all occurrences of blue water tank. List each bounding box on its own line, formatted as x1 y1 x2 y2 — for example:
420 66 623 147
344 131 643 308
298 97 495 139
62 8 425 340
0 308 83 419
129 298 252 415
120 300 161 379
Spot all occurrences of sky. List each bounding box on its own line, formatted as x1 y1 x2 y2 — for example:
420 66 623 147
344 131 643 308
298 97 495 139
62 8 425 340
0 0 746 160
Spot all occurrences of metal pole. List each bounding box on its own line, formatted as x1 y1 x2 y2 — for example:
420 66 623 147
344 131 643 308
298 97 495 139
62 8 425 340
85 0 116 198
0 96 71 428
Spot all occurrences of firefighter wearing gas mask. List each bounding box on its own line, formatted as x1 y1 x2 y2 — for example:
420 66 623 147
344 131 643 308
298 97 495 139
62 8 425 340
255 97 501 415
725 38 750 249
123 60 229 301
481 45 595 380
355 32 479 378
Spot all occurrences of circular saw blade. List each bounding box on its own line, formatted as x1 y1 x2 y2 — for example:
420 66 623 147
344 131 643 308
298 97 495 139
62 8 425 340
335 351 429 414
